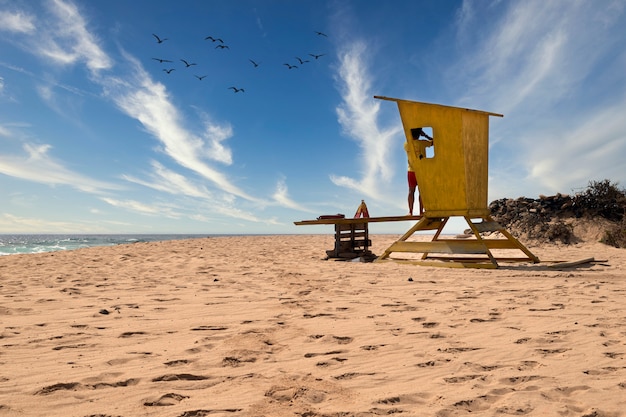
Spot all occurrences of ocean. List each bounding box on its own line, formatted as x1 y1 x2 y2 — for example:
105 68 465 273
0 234 210 256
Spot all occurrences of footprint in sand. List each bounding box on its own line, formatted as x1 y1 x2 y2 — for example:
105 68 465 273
35 379 139 395
152 374 210 382
143 392 189 406
315 357 347 367
264 385 327 404
163 359 192 366
499 375 543 385
304 350 346 358
191 325 228 331
444 374 483 383
463 362 502 372
517 360 542 371
445 396 496 414
222 355 257 367
332 335 353 344
377 396 400 404
535 348 569 355
178 408 242 416
307 334 353 344
360 344 386 351
494 405 534 415
35 382 82 395
333 372 376 380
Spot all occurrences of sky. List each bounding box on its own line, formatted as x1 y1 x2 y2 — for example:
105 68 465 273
1 0 625 235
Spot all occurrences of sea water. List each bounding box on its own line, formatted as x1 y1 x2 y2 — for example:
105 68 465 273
0 234 209 256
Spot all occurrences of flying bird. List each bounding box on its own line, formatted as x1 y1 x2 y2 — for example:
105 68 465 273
314 31 328 37
152 58 172 63
295 56 310 65
152 33 168 43
180 59 197 67
283 63 298 69
194 75 207 80
228 87 245 93
309 53 325 60
215 44 230 49
205 36 224 43
163 68 175 74
249 59 260 67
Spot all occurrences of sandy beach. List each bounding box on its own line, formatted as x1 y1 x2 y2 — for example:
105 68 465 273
0 234 625 417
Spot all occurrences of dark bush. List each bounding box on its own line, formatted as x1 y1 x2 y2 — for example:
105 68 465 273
601 218 626 248
573 179 626 221
490 179 626 247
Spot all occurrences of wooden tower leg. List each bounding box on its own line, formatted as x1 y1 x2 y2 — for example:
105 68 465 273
421 217 449 260
464 216 498 268
484 215 540 263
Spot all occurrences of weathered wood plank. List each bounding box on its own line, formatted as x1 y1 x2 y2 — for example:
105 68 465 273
387 240 488 254
377 258 498 269
471 221 502 233
547 257 595 269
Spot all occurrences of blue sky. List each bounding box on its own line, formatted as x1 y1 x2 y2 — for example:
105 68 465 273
1 0 625 235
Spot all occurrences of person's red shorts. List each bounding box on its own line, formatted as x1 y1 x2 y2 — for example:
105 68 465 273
407 171 417 188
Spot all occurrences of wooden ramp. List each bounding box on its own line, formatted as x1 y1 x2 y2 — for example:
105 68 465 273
375 215 540 269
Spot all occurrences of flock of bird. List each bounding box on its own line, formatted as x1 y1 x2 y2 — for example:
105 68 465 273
149 31 328 93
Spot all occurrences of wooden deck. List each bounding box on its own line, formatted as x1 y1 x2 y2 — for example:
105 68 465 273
294 215 422 226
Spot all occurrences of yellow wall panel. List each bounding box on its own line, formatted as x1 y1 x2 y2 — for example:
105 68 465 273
376 96 502 217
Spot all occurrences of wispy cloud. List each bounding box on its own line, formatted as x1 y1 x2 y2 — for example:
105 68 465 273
120 161 267 222
100 197 180 218
0 142 122 193
330 40 402 199
272 177 314 213
450 0 626 197
526 96 626 192
104 53 259 202
3 0 308 225
41 0 112 73
198 112 234 165
0 123 9 138
0 10 35 33
122 160 213 199
0 213 98 233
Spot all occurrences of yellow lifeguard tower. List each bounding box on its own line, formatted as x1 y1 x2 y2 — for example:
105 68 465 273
374 96 539 268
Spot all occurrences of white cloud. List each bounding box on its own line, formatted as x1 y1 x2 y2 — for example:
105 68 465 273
272 177 314 213
1 0 294 227
526 96 626 192
105 53 260 203
0 10 35 33
100 197 178 217
121 161 271 222
40 0 112 73
200 114 234 165
122 160 213 199
331 40 402 199
450 0 626 198
0 142 121 193
0 213 97 233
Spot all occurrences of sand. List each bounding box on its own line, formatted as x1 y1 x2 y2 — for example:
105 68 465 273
0 234 624 417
